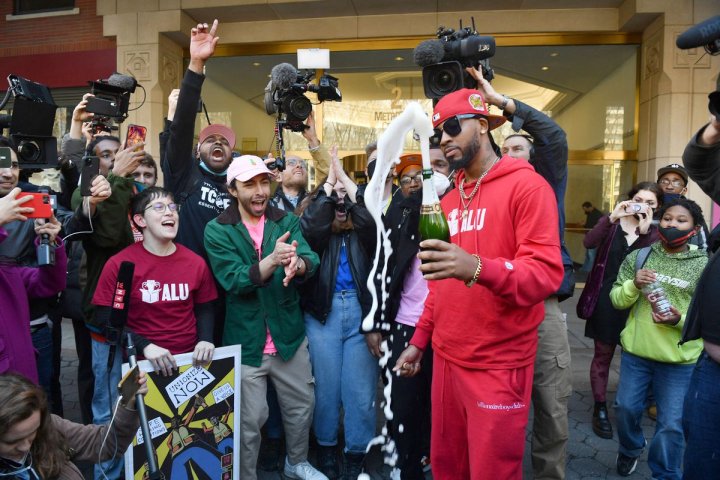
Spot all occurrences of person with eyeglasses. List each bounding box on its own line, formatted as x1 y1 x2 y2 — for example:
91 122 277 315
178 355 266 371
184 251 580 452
92 186 218 378
656 164 709 250
270 155 311 213
394 88 564 479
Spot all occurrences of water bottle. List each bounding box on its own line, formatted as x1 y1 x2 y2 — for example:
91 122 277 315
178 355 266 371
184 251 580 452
642 281 672 317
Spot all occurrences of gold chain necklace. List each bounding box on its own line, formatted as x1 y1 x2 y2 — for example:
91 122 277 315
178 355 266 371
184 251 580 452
459 156 499 219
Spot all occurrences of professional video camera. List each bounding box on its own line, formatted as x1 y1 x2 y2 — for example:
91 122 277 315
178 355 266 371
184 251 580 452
264 63 341 132
0 74 58 168
414 18 496 99
86 72 139 134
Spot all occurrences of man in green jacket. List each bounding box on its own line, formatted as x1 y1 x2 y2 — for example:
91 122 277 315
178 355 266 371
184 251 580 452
204 155 326 480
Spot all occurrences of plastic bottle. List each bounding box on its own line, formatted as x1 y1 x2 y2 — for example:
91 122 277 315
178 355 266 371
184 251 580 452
642 281 672 317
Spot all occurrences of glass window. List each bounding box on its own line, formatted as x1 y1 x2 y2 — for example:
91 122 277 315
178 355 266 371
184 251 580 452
14 0 74 15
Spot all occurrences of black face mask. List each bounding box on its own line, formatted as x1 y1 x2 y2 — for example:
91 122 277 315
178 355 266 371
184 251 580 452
658 225 696 248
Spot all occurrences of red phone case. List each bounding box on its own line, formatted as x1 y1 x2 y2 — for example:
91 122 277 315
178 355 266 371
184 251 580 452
18 192 53 218
125 124 147 150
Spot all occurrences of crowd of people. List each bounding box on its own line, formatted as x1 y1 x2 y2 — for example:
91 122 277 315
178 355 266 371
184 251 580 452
1 17 719 480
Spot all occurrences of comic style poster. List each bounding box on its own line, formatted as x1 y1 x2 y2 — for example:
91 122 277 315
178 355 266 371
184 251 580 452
122 345 241 480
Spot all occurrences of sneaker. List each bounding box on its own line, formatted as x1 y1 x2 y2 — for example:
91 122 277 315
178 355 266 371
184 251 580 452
342 452 365 480
616 452 639 476
284 457 329 480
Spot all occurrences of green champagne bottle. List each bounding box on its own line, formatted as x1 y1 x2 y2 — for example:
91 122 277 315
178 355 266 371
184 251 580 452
419 168 450 244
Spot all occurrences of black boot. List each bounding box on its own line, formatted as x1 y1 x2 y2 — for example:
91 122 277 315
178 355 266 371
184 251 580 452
342 452 365 480
317 445 339 479
593 402 613 439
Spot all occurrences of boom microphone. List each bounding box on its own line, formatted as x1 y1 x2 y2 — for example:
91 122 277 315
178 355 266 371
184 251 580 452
108 72 138 93
271 63 298 91
106 261 135 370
413 39 446 67
676 15 720 50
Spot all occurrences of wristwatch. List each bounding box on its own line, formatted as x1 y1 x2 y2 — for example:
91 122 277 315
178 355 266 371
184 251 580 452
499 95 510 112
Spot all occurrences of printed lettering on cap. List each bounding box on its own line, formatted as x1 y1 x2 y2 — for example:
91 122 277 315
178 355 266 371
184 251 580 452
468 94 487 113
432 112 440 121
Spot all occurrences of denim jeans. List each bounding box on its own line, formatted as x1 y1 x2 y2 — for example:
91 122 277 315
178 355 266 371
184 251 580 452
614 351 694 480
305 290 378 454
682 352 720 479
31 324 53 407
91 338 123 480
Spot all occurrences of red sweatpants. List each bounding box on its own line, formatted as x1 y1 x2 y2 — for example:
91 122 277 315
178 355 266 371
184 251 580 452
430 354 534 480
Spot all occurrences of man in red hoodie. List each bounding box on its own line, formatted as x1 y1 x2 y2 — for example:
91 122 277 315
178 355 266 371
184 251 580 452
395 89 564 479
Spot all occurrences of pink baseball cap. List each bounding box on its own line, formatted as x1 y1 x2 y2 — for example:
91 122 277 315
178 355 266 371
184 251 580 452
199 124 236 149
226 155 271 185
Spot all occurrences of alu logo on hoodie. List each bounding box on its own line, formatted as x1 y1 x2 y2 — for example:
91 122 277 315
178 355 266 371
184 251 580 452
448 208 487 236
140 279 190 304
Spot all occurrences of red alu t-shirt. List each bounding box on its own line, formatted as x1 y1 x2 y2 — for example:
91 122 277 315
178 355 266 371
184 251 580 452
93 242 218 354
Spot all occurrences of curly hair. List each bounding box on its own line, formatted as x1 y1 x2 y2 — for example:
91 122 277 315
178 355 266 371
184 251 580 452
658 197 705 227
0 374 68 478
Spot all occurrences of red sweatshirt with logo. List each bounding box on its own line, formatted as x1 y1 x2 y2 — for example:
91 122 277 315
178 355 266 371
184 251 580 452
410 156 563 369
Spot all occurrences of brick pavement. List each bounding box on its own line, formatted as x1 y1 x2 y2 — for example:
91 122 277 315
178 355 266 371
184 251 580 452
58 289 656 479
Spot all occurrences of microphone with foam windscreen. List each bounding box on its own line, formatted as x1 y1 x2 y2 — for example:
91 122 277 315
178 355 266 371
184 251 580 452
106 261 135 370
413 39 446 67
107 72 138 93
676 15 720 51
271 63 298 91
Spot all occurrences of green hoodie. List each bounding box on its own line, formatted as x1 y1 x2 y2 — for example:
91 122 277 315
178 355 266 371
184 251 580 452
610 241 707 364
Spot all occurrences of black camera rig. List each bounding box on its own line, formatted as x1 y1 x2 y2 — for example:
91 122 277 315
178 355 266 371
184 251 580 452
414 18 496 100
0 75 58 168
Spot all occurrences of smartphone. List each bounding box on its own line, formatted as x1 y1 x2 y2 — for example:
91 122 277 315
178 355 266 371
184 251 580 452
125 124 147 151
80 156 100 196
627 203 646 213
17 192 52 218
0 146 12 168
118 365 140 401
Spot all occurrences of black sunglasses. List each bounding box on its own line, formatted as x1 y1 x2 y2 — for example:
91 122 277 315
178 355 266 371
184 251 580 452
434 114 482 138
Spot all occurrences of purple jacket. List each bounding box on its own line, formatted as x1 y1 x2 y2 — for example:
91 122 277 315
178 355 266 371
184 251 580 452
0 227 67 382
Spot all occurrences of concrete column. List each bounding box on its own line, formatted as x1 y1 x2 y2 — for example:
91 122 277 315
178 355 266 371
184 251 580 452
637 0 720 216
101 6 188 183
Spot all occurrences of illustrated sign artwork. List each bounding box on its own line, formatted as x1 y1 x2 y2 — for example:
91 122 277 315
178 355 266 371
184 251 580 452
122 345 241 480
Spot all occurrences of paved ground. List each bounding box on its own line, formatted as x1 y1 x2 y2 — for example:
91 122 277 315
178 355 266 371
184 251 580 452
58 287 658 479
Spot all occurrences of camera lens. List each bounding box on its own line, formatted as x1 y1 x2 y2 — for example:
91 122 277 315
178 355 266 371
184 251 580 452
18 141 41 163
436 70 456 91
287 95 312 121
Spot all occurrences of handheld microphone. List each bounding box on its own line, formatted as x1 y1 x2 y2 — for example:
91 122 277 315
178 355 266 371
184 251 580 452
106 261 135 370
270 63 298 91
676 15 720 51
413 39 446 67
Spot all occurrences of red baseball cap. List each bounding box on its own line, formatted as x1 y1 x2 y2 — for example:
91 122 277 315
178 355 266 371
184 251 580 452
432 88 506 131
199 124 236 149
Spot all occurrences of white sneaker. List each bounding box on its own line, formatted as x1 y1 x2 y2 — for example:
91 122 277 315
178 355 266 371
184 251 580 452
283 457 329 480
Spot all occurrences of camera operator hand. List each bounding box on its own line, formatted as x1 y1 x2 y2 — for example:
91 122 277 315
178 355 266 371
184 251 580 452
609 200 640 224
301 110 321 149
264 153 280 182
466 66 515 115
69 93 97 140
34 215 61 245
323 150 338 196
112 143 146 178
189 19 219 74
0 188 34 225
699 113 720 146
168 88 180 122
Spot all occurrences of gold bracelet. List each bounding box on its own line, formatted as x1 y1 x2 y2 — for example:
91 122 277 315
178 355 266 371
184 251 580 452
464 254 482 288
